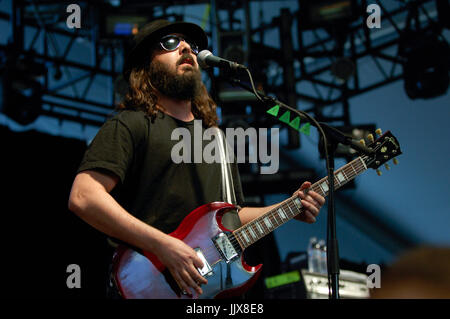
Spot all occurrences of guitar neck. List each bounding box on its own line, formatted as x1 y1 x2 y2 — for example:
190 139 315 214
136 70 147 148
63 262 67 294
232 156 368 249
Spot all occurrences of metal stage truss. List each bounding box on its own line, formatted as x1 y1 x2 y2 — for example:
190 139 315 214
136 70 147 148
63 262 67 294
0 0 446 127
1 0 440 254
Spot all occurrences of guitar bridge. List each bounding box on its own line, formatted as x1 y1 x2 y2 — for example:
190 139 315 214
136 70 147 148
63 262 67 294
194 248 213 277
212 232 239 263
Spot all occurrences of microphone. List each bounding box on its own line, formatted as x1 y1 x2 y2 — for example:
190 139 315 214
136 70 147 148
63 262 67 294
197 50 247 71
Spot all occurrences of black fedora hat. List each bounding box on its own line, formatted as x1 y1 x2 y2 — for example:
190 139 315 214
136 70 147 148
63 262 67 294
122 19 208 81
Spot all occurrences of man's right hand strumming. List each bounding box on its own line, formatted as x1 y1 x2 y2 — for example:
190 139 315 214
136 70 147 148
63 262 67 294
154 235 208 297
68 170 208 297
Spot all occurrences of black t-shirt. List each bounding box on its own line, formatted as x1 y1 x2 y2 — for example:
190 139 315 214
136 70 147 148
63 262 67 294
76 109 244 234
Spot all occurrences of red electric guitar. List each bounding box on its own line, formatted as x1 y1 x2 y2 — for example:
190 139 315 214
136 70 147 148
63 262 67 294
111 129 402 298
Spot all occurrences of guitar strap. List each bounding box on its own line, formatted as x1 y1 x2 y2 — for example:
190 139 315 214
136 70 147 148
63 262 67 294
210 127 237 205
211 127 239 288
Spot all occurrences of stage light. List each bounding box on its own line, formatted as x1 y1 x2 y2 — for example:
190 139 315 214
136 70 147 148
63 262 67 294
0 51 46 125
331 57 355 83
298 0 358 29
101 14 149 38
1 87 42 126
400 30 450 99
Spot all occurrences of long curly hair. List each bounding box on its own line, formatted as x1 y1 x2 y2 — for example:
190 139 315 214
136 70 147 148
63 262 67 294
116 60 218 128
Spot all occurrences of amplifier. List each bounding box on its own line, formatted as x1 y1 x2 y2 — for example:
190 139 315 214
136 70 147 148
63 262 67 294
301 269 370 299
264 268 370 299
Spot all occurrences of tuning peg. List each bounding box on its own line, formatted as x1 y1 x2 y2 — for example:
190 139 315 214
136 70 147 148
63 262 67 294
376 169 382 176
393 158 399 165
359 139 366 146
375 128 383 136
367 134 374 143
384 164 391 170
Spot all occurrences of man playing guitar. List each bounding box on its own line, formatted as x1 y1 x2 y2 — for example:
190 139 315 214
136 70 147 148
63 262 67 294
68 19 325 298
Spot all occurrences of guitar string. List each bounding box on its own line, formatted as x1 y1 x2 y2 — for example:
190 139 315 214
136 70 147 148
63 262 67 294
138 160 371 270
226 163 367 251
173 159 368 262
229 160 366 249
179 160 369 268
230 159 367 248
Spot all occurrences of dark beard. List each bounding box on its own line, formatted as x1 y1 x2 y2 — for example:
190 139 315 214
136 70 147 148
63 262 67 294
149 59 202 101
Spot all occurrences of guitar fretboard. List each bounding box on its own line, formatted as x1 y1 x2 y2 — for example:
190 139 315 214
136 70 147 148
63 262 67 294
232 156 368 249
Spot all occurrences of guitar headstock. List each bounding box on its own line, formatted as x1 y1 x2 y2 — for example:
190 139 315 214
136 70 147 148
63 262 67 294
361 129 402 175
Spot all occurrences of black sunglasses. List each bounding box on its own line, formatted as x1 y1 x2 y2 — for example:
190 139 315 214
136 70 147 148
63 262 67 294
159 35 199 55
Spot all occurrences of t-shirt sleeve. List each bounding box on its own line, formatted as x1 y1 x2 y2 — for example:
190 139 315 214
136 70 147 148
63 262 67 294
76 117 136 184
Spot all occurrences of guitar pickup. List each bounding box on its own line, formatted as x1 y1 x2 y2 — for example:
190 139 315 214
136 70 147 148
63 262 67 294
194 248 213 277
212 232 238 263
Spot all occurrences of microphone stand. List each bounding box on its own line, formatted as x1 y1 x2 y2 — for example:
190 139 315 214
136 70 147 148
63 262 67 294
222 71 373 299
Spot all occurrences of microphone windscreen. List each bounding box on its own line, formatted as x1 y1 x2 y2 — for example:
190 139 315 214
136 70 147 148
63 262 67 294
197 50 213 69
